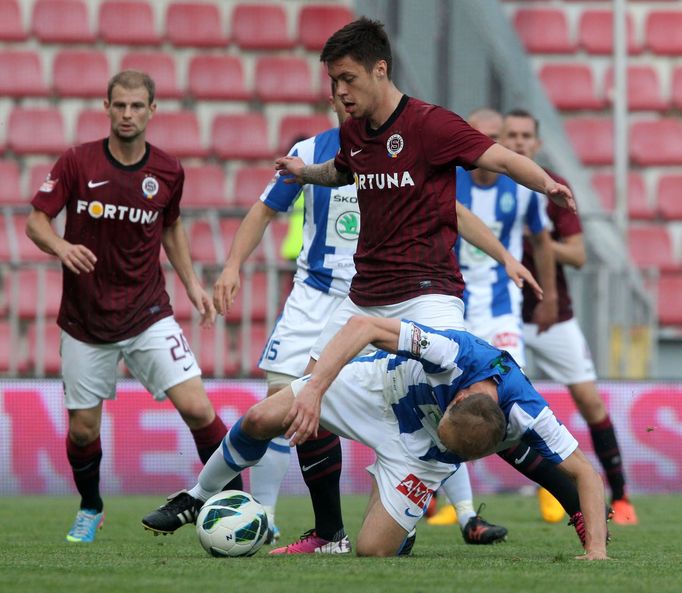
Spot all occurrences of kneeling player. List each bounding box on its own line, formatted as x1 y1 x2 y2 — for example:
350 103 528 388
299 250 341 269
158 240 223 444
142 316 609 559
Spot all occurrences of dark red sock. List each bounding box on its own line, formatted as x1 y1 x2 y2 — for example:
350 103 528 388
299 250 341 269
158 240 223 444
191 415 242 490
589 415 626 501
66 435 103 513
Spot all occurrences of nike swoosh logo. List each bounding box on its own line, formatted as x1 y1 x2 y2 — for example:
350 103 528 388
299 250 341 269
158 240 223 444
182 361 195 371
301 457 328 472
88 180 109 188
350 148 362 157
404 508 422 518
514 448 530 465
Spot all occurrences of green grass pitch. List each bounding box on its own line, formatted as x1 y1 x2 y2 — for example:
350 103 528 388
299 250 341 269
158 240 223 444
1 494 681 593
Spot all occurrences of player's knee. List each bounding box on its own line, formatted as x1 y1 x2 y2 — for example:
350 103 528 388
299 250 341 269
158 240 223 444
177 398 215 428
68 425 99 446
242 402 279 440
355 537 398 557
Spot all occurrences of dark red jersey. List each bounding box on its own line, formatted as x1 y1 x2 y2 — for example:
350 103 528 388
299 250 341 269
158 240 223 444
334 96 494 306
521 169 582 323
31 139 183 343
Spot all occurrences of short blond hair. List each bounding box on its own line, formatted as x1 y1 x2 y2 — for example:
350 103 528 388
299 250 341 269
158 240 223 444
107 70 155 104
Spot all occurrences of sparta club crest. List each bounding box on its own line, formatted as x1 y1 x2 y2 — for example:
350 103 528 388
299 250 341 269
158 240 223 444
142 175 159 200
386 133 404 158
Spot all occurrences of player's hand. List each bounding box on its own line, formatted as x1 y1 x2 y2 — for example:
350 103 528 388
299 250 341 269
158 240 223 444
283 381 322 446
213 266 241 317
187 283 216 327
56 242 97 275
504 256 543 301
274 156 305 185
531 298 558 334
545 182 576 213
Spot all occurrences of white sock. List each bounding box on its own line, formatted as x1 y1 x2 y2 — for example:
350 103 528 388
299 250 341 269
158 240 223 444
249 436 291 519
441 464 476 527
188 445 240 502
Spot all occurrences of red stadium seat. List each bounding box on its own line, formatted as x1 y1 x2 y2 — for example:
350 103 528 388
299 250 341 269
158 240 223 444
219 218 265 263
11 268 63 319
75 109 110 145
513 9 576 54
0 51 48 97
236 321 269 377
590 172 653 220
166 271 194 321
627 225 678 273
146 112 207 158
656 175 682 221
120 52 181 99
297 4 354 51
10 214 53 263
230 3 294 50
98 1 160 45
53 50 110 98
278 114 334 154
32 0 94 43
631 119 682 167
578 10 640 55
538 64 603 111
0 160 23 205
646 11 682 55
671 66 682 110
26 322 62 375
604 65 667 112
232 165 277 208
180 322 238 377
212 113 272 160
189 219 220 264
26 162 54 201
657 273 682 326
8 108 66 156
227 272 269 323
254 56 318 103
182 165 227 208
0 0 27 41
187 55 249 101
564 117 613 165
165 2 227 47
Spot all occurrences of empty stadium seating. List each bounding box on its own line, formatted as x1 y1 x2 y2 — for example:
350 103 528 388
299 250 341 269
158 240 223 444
0 51 48 97
591 172 653 220
627 225 679 273
189 219 221 264
538 64 603 111
181 322 239 377
230 4 294 50
671 66 682 110
645 10 682 55
578 9 640 55
98 1 160 45
26 163 54 201
146 112 207 158
564 117 613 165
657 274 682 326
298 4 355 50
75 110 110 145
604 65 667 112
219 218 264 262
211 113 272 160
278 114 334 154
225 272 270 324
513 8 576 54
6 214 53 263
182 165 228 208
254 56 319 103
0 161 22 205
10 268 62 319
165 2 228 48
232 166 277 208
187 55 250 101
26 322 61 375
53 50 110 98
120 52 181 99
0 0 27 41
8 108 66 155
236 321 269 377
656 175 682 220
630 119 682 166
32 0 95 44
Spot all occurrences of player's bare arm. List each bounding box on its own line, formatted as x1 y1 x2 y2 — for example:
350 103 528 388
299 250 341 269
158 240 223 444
26 208 97 275
214 201 278 316
275 156 353 187
557 449 609 560
285 316 401 445
553 233 586 269
528 229 558 333
456 202 543 300
162 218 216 327
474 144 576 213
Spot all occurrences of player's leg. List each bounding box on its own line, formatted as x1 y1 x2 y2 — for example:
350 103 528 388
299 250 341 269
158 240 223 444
141 385 295 534
356 481 410 557
61 331 118 542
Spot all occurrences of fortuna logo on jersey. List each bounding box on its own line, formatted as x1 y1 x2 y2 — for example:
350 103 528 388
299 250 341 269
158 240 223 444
353 171 415 191
76 200 159 224
396 473 434 510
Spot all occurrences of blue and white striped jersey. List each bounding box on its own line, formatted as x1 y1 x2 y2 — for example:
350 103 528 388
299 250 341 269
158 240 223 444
362 320 577 466
454 168 549 321
260 128 358 297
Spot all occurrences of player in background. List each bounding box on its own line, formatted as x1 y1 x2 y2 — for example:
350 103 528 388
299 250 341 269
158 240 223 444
270 18 576 550
502 108 638 525
25 71 239 543
142 315 609 560
213 85 541 553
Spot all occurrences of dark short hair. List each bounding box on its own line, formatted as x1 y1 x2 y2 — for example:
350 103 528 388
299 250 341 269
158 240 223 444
107 70 156 104
504 108 540 136
440 393 506 459
320 17 393 78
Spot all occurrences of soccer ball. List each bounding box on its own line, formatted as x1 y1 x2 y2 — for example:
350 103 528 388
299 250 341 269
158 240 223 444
195 490 269 557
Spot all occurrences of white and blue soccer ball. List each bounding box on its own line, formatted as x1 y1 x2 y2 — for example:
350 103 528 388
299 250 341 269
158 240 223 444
195 490 269 557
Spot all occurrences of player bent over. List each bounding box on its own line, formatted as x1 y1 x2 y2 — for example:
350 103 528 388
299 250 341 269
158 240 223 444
142 316 608 560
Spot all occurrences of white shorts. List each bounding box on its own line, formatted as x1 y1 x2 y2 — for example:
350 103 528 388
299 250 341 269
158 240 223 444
259 281 347 376
523 317 597 385
465 313 525 368
310 294 465 360
291 358 455 532
61 317 202 409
